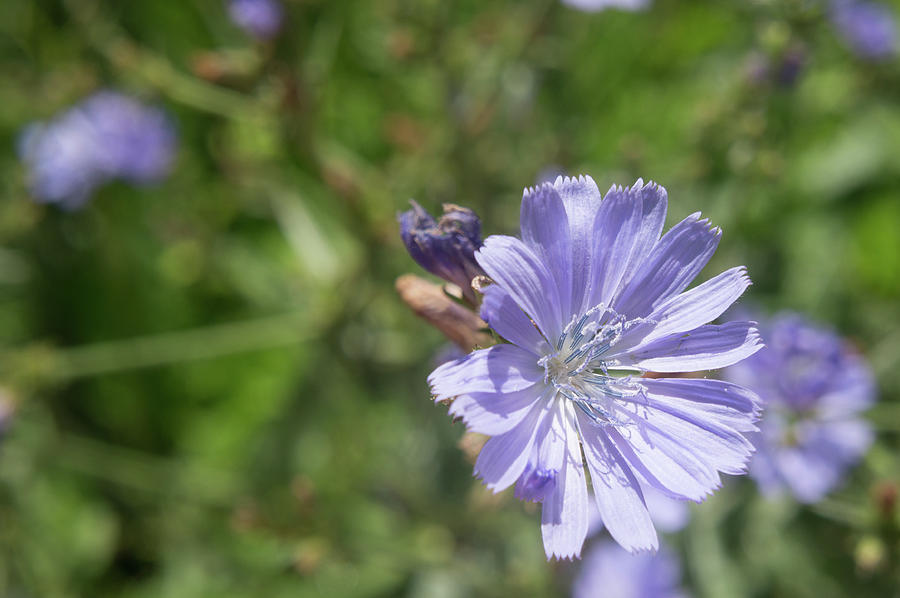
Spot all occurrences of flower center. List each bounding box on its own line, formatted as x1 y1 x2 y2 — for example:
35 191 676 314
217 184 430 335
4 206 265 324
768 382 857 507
538 306 642 427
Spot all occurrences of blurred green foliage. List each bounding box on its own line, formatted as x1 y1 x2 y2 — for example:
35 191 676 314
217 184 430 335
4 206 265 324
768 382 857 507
0 0 899 596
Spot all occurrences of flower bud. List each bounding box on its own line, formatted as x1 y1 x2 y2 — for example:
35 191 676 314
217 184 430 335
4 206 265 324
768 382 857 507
399 201 485 304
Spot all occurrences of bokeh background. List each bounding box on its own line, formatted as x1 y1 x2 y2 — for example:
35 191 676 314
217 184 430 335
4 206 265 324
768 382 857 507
1 0 899 596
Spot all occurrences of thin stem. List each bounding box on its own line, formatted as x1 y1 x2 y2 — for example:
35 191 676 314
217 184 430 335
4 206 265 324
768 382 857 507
62 0 263 120
52 311 321 380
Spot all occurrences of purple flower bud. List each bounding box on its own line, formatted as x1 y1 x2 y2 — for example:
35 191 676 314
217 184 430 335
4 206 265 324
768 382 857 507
745 46 807 89
776 46 808 87
19 91 176 209
228 0 283 39
832 1 897 60
399 201 485 303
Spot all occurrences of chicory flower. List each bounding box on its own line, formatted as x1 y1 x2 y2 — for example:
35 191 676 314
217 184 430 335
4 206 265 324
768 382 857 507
19 92 175 209
228 0 283 39
573 540 689 598
428 176 762 557
724 313 875 503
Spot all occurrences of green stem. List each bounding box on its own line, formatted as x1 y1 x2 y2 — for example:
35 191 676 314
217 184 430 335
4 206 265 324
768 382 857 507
53 311 318 380
62 0 263 120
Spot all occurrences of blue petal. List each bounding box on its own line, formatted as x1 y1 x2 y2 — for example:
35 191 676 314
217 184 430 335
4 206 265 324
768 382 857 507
613 212 721 318
606 420 719 502
610 321 763 372
550 175 604 315
619 179 668 298
520 183 573 318
623 180 669 279
474 399 553 492
476 235 566 341
428 344 544 400
578 414 658 553
480 285 549 356
540 407 589 560
615 380 759 481
448 385 544 436
585 183 644 309
638 266 752 344
639 378 761 433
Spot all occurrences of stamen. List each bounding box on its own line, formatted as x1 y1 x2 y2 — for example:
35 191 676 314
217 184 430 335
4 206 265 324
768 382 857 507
542 305 641 431
573 399 619 427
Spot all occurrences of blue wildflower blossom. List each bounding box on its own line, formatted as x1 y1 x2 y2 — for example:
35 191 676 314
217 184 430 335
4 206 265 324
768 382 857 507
573 540 689 598
562 0 650 12
724 313 875 503
19 91 176 209
831 0 897 60
228 0 283 39
399 201 485 304
428 176 762 558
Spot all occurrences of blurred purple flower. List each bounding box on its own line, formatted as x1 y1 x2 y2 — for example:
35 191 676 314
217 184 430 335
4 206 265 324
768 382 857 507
399 201 485 304
745 46 808 89
562 0 650 11
831 1 897 60
573 541 689 598
0 392 15 437
19 92 176 209
724 313 875 503
429 176 762 558
228 0 283 39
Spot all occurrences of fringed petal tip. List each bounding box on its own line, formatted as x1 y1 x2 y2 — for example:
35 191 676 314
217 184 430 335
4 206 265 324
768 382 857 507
545 547 583 562
746 323 766 355
607 532 661 555
474 470 508 495
550 173 597 188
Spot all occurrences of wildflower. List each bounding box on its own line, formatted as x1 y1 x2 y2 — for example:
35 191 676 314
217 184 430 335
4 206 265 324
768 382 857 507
561 0 650 12
723 313 875 503
831 1 897 60
428 176 762 557
746 47 808 88
0 391 14 437
19 92 175 209
227 0 283 39
573 541 689 598
399 201 485 304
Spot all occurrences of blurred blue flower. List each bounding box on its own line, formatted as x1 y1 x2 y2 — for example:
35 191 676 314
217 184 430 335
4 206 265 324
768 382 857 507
429 176 762 558
228 0 283 39
831 0 897 60
562 0 650 11
19 91 176 209
745 47 808 89
573 541 689 598
0 392 15 437
399 201 485 304
724 313 876 503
